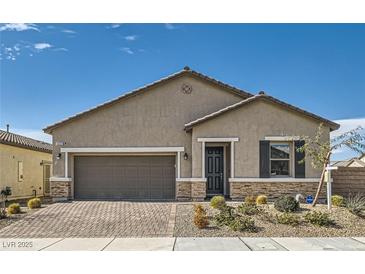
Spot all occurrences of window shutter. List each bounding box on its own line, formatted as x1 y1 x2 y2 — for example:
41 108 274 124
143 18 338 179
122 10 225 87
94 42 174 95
294 140 305 178
259 140 270 178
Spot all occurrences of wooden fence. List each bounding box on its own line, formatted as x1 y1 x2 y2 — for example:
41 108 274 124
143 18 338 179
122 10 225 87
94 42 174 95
332 167 365 197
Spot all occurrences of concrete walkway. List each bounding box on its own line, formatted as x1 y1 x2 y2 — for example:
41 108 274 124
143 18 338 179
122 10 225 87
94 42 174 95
1 237 365 251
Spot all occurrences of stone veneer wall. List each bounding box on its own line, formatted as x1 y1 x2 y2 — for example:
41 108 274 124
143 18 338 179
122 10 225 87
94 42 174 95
50 179 71 202
176 180 206 201
230 181 326 201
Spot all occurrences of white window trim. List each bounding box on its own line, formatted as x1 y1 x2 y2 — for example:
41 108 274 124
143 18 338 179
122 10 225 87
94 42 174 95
265 136 300 141
269 141 293 178
197 137 239 142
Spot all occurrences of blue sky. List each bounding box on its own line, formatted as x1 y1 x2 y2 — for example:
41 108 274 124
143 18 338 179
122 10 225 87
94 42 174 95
1 23 364 160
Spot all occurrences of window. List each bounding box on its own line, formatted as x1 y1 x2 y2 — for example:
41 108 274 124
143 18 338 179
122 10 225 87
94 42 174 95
18 161 24 181
270 143 291 177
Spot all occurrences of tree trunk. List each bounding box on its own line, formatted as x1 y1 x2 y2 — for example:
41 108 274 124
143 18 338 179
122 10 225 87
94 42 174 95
312 152 331 207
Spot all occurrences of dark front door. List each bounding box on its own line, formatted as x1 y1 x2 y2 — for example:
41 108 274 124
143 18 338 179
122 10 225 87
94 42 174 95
205 147 224 196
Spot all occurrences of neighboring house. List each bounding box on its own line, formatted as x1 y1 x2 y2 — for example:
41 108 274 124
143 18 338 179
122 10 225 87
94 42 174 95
332 156 365 168
0 127 53 200
44 67 340 201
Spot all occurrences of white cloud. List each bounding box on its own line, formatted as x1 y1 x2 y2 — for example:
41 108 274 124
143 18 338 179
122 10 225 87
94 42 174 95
165 23 177 30
8 128 52 144
0 23 39 32
34 43 52 50
330 117 365 160
120 47 134 54
124 35 137 41
107 24 121 29
62 29 76 34
52 47 68 52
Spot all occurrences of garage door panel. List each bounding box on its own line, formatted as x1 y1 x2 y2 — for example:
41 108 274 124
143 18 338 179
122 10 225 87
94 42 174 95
74 156 175 200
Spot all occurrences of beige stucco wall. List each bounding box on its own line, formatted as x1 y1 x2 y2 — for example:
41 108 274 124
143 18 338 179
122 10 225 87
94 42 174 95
50 74 245 178
191 99 330 178
0 144 52 199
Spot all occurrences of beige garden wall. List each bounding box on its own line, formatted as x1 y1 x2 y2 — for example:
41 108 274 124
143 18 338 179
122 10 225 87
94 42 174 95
50 74 245 178
191 99 330 178
0 144 52 199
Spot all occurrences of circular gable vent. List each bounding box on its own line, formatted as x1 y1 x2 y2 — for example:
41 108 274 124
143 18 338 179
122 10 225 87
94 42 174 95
181 83 193 94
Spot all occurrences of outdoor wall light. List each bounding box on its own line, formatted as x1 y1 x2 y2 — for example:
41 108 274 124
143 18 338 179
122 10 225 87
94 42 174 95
56 153 62 160
183 153 189 160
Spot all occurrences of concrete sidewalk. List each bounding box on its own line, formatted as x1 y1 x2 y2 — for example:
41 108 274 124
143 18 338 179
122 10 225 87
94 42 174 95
1 237 365 251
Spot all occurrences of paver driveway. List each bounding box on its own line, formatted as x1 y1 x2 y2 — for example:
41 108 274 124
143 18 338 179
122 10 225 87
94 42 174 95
0 201 176 238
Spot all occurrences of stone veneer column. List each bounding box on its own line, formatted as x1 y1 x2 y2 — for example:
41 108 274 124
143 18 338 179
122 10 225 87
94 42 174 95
50 177 72 202
176 179 207 201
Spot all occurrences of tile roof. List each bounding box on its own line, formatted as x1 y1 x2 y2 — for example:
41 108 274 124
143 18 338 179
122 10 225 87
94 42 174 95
43 67 253 133
184 92 340 131
0 130 52 153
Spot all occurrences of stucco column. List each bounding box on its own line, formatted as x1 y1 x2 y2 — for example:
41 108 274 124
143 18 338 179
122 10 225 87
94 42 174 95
201 141 205 178
230 141 234 178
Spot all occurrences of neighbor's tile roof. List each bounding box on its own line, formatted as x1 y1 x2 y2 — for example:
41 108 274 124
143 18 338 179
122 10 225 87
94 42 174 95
184 92 340 131
0 130 52 153
43 67 253 133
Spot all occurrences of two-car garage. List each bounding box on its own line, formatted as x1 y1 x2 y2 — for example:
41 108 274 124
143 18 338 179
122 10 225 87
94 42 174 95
74 155 176 200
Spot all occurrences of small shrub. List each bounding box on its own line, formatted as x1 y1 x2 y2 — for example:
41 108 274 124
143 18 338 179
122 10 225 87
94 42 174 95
27 198 41 209
210 196 226 209
256 195 268 205
193 204 209 229
304 211 335 227
274 195 300 212
346 193 365 216
331 195 345 207
244 196 256 206
7 203 21 214
276 212 300 226
229 215 256 232
238 203 261 215
214 205 235 227
0 208 7 219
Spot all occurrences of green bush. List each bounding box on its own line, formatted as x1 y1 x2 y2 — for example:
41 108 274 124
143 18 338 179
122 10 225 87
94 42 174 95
237 203 261 216
210 196 226 209
193 204 209 229
229 215 256 232
7 203 21 214
331 195 345 207
0 208 7 219
276 212 300 226
256 195 268 205
346 193 365 216
213 205 235 227
27 198 41 209
304 211 335 227
244 196 256 206
274 195 300 212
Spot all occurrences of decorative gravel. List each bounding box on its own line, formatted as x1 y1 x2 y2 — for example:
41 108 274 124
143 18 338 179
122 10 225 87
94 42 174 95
0 207 39 231
174 202 365 237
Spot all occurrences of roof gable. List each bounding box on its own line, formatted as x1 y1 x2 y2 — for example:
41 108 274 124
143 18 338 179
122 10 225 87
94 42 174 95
184 92 340 131
43 67 252 133
0 130 52 153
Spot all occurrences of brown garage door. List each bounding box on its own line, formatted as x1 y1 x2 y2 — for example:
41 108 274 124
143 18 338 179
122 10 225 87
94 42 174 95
74 156 176 200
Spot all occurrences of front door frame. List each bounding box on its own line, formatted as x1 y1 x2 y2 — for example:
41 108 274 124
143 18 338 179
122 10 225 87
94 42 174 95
198 137 239 197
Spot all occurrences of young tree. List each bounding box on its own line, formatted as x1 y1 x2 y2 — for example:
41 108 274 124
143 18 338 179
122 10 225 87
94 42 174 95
298 123 365 206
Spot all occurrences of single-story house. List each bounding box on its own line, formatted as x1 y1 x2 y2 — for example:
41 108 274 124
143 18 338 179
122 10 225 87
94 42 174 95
44 67 340 201
0 126 52 200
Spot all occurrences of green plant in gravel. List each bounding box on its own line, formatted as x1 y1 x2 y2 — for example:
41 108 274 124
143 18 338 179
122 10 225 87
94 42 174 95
210 196 226 209
274 195 300 212
228 215 256 232
256 195 268 205
244 196 256 206
27 198 41 209
193 204 209 229
237 202 261 216
7 203 21 215
276 212 301 226
213 205 235 227
0 207 7 219
346 193 365 216
257 208 277 224
331 195 345 207
304 211 335 227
